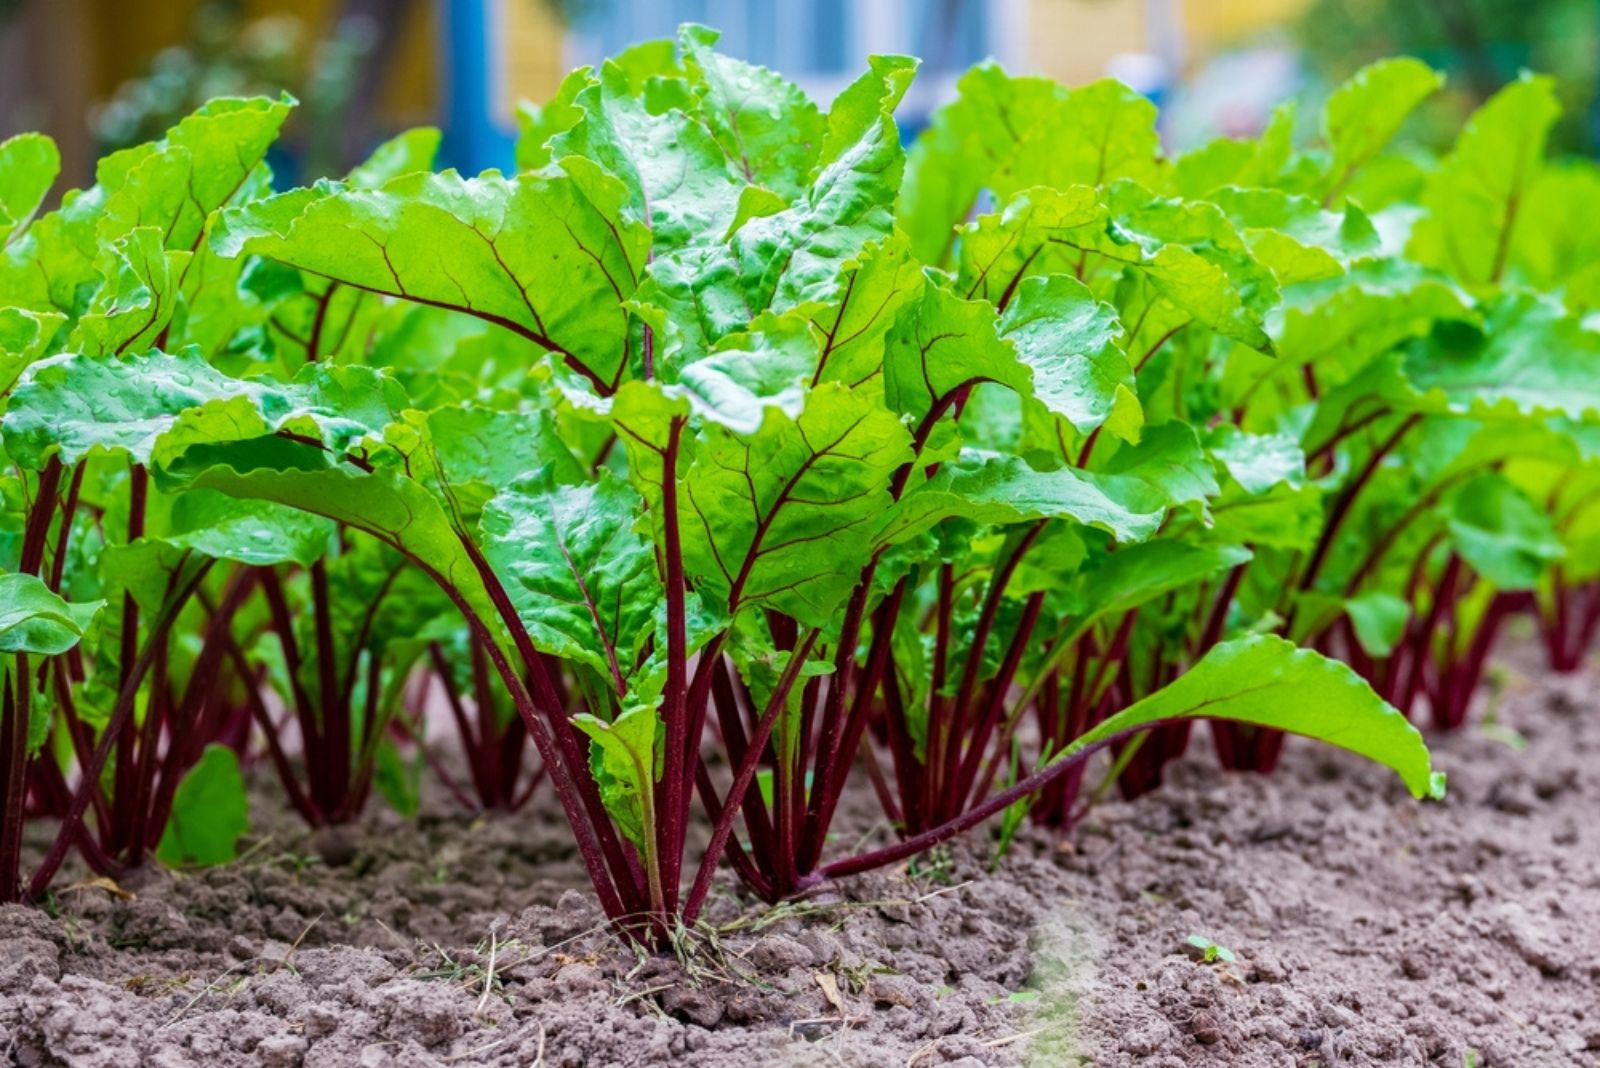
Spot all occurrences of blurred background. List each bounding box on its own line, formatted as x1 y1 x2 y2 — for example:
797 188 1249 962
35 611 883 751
1 0 1596 189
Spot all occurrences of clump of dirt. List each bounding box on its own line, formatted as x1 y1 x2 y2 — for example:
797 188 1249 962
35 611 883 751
3 643 1598 1066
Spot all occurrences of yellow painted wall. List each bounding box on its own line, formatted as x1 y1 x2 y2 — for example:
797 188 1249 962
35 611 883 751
1026 0 1311 84
1027 0 1148 86
1185 0 1309 52
500 0 567 122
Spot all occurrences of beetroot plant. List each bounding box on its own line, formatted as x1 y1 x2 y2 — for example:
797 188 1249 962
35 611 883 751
15 28 1600 946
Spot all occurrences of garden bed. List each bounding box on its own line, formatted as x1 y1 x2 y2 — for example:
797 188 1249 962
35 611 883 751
4 640 1595 1068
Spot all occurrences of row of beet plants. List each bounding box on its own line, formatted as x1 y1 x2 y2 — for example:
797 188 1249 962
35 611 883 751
2 27 1593 944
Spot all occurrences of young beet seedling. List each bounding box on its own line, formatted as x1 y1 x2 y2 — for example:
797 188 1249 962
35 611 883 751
1186 934 1236 966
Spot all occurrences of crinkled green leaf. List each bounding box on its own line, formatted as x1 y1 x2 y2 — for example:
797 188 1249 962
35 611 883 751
3 348 405 469
1213 188 1380 285
481 471 660 688
634 56 913 361
882 452 1165 547
551 58 744 254
998 274 1132 436
901 67 1160 264
212 169 648 391
679 24 824 201
683 384 909 627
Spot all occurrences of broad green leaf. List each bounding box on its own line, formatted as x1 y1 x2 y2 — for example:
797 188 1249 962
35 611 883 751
0 573 103 655
0 185 112 320
998 274 1132 436
1322 58 1445 201
1212 188 1380 285
808 234 924 390
955 185 1102 305
481 471 660 690
1056 635 1442 800
633 56 914 359
1100 422 1218 513
0 133 59 240
683 384 910 627
166 488 334 567
155 744 250 867
515 68 593 172
1208 427 1305 494
412 405 585 523
72 227 189 355
0 307 66 394
1410 74 1560 285
1208 481 1325 551
1512 163 1600 307
1403 294 1600 422
1293 589 1411 657
97 95 293 253
212 168 649 392
347 127 442 189
1444 473 1564 589
178 453 501 646
3 349 405 469
679 24 824 201
673 312 823 432
551 57 744 253
1346 591 1410 657
1062 541 1252 645
901 67 1160 264
882 452 1165 547
884 278 1030 422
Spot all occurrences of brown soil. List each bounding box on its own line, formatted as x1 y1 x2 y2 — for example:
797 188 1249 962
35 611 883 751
3 641 1598 1067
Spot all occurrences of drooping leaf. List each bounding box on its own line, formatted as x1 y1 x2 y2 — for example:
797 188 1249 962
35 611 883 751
3 348 406 470
0 573 104 656
882 452 1166 547
1055 635 1443 799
